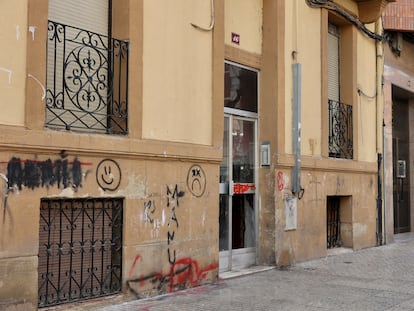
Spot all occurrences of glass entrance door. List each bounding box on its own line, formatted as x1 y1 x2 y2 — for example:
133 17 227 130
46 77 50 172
219 115 257 272
392 98 411 233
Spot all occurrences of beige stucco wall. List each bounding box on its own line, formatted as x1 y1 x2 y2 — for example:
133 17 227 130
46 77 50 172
0 151 219 305
0 1 224 308
0 0 27 126
335 0 358 13
224 0 263 55
272 0 381 266
284 0 322 156
284 1 380 160
356 24 379 162
142 0 213 145
0 0 389 307
274 165 377 266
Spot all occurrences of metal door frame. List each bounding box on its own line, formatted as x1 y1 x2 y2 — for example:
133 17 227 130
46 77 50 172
219 110 259 272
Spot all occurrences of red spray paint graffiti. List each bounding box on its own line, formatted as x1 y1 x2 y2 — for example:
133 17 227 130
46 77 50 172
277 171 284 191
233 183 256 194
127 255 218 297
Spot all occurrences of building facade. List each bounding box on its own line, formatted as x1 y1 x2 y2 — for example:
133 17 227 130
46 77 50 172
0 0 392 309
383 0 414 242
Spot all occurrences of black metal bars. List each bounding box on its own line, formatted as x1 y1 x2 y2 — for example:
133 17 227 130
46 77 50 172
38 198 123 308
328 99 353 159
327 197 340 249
46 21 129 134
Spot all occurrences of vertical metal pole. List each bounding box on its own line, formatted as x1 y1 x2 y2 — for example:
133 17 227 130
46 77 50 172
69 201 74 300
377 153 383 245
292 63 302 194
45 201 52 305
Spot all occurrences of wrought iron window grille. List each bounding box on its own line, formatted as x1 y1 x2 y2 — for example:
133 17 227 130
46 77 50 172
327 196 341 249
46 21 129 134
38 198 123 308
328 99 353 159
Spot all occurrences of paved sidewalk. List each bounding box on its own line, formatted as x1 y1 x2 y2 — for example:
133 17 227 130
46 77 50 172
66 233 414 311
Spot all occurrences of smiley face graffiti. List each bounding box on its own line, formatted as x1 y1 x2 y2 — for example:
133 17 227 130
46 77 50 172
186 164 206 197
96 159 121 191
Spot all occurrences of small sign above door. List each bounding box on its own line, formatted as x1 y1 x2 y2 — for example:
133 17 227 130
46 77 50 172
231 32 240 45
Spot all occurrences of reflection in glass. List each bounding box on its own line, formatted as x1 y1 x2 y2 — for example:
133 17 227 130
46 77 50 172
219 194 229 251
232 119 254 183
232 194 255 249
224 63 258 113
220 117 229 183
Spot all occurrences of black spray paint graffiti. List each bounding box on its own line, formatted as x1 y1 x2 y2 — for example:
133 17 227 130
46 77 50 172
186 164 206 197
166 185 185 265
96 159 121 191
4 154 91 191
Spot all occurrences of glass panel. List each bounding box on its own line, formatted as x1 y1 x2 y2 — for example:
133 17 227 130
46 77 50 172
219 194 229 251
233 118 255 183
232 194 255 249
219 117 230 252
224 63 258 113
220 117 230 184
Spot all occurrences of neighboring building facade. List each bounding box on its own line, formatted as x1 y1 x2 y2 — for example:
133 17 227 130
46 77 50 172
0 0 392 309
383 0 414 242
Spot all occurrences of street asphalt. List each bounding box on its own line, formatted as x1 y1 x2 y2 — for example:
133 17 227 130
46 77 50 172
60 233 414 311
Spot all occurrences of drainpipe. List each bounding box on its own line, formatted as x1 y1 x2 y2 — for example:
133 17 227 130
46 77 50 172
292 63 304 198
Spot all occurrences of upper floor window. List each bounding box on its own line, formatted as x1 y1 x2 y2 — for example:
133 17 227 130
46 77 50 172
224 62 258 114
45 0 129 134
327 23 353 159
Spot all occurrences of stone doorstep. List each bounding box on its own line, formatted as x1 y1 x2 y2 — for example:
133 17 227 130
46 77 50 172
327 247 354 257
219 265 276 280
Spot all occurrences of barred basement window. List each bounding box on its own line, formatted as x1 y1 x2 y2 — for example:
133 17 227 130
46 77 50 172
327 196 341 249
38 198 123 308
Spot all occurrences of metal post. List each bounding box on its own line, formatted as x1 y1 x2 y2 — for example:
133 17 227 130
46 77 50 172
292 63 302 195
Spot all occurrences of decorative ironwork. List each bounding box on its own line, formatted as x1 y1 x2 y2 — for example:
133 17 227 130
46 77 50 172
327 197 341 249
46 21 129 134
38 198 123 308
328 99 353 159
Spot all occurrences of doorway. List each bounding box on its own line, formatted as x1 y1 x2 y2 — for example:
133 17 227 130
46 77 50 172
392 88 411 234
219 62 258 272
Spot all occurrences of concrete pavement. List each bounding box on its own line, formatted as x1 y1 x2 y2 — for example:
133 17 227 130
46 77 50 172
61 233 414 311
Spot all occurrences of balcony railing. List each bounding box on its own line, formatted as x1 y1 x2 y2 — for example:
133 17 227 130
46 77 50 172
328 99 353 159
46 21 129 134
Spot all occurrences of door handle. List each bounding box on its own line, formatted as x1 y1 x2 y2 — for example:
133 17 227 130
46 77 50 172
229 180 234 196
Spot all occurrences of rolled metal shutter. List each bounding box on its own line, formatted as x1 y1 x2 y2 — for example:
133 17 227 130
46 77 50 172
328 23 340 102
48 0 109 35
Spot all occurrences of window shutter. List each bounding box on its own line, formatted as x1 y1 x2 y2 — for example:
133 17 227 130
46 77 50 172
48 0 109 36
328 23 340 102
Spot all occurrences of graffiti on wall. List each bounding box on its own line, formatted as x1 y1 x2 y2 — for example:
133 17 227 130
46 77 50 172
277 171 284 191
127 178 217 297
96 159 121 191
166 184 185 265
143 200 156 224
127 255 218 297
186 164 206 197
143 198 164 239
3 152 92 191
